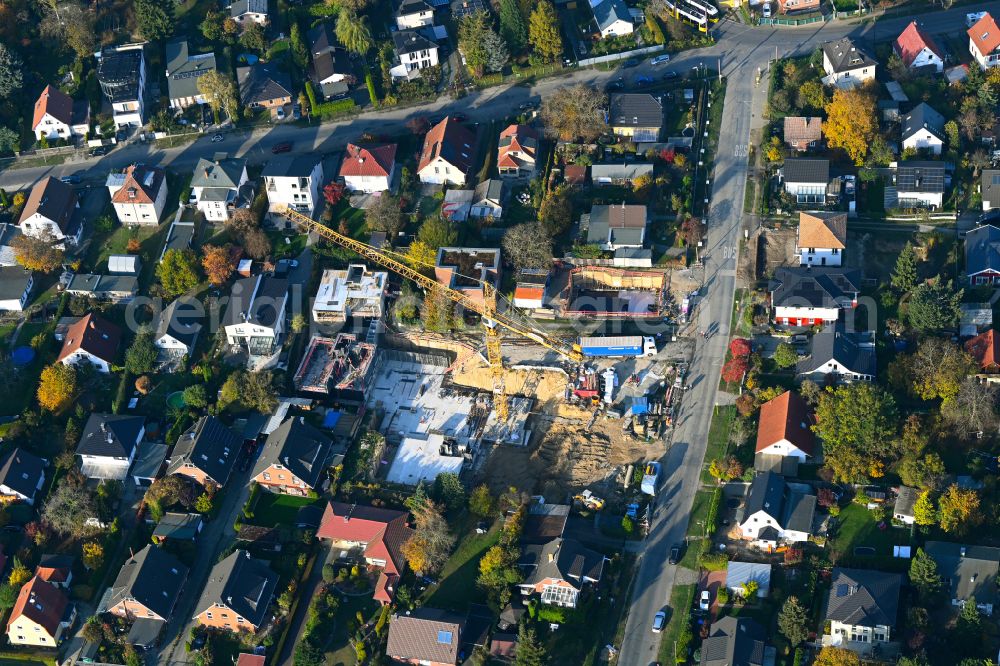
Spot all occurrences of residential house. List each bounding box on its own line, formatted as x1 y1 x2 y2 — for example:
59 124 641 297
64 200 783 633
783 116 823 152
593 0 634 38
797 322 877 383
824 568 901 649
167 416 241 488
901 102 946 155
796 211 846 266
966 328 1000 373
312 265 388 323
725 562 771 598
585 204 648 250
228 0 268 27
755 391 815 462
307 23 354 99
470 179 507 219
925 541 1000 615
251 417 338 495
17 177 81 246
191 158 251 222
97 43 147 127
608 93 662 142
390 30 440 79
154 296 203 359
966 224 1000 285
395 0 435 28
981 170 1000 210
442 189 474 222
34 555 73 588
513 269 549 310
262 154 323 217
522 498 570 544
0 448 45 505
106 545 188 623
339 143 398 193
5 577 75 647
159 221 196 262
64 274 138 303
738 471 816 546
165 40 217 109
452 0 489 18
193 550 278 632
0 267 32 312
0 224 22 267
417 117 475 185
564 164 588 185
893 486 918 525
434 247 501 305
76 413 145 481
968 12 1000 69
107 164 168 225
31 85 88 142
152 512 205 542
316 502 414 604
590 163 654 186
781 158 830 204
892 160 945 208
701 617 769 666
777 0 818 13
237 64 292 114
222 274 289 357
769 266 860 326
236 655 266 666
497 124 539 179
895 21 945 72
821 38 877 89
57 313 122 374
386 608 464 666
517 537 605 608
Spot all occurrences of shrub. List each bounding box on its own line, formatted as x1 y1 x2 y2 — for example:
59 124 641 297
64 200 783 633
311 97 357 119
365 72 378 106
700 550 729 571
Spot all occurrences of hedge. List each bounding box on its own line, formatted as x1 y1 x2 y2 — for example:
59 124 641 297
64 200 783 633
645 14 666 45
365 71 378 106
312 97 357 119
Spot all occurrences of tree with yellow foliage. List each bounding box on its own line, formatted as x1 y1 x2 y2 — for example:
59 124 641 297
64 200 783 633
401 498 455 576
939 483 981 534
824 86 879 165
814 646 861 666
7 558 30 588
37 363 77 412
82 542 104 570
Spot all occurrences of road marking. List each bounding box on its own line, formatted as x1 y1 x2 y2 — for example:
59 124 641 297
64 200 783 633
734 144 748 158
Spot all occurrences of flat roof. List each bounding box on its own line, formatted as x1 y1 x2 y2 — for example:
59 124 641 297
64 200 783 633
386 432 464 486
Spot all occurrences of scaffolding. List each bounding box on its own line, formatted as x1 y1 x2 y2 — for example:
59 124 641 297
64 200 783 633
293 334 378 394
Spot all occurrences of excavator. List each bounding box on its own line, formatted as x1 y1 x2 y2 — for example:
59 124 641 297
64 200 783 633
280 207 585 421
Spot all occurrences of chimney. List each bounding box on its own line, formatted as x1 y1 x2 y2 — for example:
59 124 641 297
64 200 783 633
547 552 555 563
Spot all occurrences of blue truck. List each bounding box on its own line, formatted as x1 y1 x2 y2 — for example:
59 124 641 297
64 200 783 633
578 336 657 358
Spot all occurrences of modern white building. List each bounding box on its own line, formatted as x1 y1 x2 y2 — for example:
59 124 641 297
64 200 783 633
222 274 289 358
312 265 388 324
191 158 251 222
395 0 435 29
76 413 146 481
390 30 440 79
31 85 89 142
770 267 860 327
892 160 945 209
901 103 945 155
107 164 168 225
262 155 324 217
97 43 147 128
824 568 901 650
821 38 877 89
781 158 830 205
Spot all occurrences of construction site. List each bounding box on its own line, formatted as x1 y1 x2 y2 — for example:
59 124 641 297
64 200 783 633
293 334 380 401
554 266 668 318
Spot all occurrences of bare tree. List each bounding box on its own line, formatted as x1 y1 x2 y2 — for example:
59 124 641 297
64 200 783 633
540 85 607 142
942 379 1000 437
502 222 553 272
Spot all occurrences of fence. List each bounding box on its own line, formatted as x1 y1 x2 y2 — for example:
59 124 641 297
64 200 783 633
578 45 665 68
16 143 82 158
759 13 830 25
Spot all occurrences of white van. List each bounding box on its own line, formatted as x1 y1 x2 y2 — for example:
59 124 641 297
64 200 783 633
762 3 771 17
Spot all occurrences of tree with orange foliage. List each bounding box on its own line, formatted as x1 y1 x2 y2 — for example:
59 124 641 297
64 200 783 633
202 244 235 285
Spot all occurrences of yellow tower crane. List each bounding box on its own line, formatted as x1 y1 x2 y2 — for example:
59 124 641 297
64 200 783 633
281 208 585 421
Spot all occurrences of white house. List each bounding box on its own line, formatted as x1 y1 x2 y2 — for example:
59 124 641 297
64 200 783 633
395 0 435 29
894 21 945 73
901 103 945 156
191 158 250 222
229 0 268 26
825 568 901 649
0 267 32 312
417 117 475 186
390 30 440 79
340 143 398 193
770 266 860 326
781 158 830 205
262 154 324 217
155 297 203 359
738 471 816 546
97 43 147 128
755 391 815 463
76 413 146 481
893 486 918 525
0 448 45 505
892 160 945 209
968 12 1000 69
31 85 88 142
107 164 168 225
222 274 289 359
796 211 846 267
796 323 877 384
470 179 507 219
17 177 82 247
821 38 877 88
312 265 388 323
593 0 634 38
56 313 122 374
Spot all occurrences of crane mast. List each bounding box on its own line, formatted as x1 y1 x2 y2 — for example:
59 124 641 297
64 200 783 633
280 207 584 421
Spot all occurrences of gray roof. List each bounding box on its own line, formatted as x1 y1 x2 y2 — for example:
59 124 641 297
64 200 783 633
797 322 877 377
822 37 877 73
770 267 860 309
783 490 816 533
397 0 433 16
586 204 648 246
393 29 437 55
744 471 785 521
700 616 767 666
451 0 489 18
108 545 188 619
591 163 654 181
725 561 772 597
0 266 31 301
608 93 662 129
237 64 292 106
155 296 203 350
222 274 289 329
167 416 241 486
593 0 632 31
230 0 268 17
160 222 196 262
826 567 901 628
308 23 336 55
895 160 945 193
252 417 335 490
474 179 506 205
519 537 605 587
783 158 830 184
893 486 918 518
77 413 145 459
902 102 945 142
152 512 204 540
194 549 278 628
0 448 45 500
192 158 246 189
982 170 1000 207
262 154 321 179
925 541 1000 607
966 224 1000 276
65 274 138 297
132 441 168 481
126 618 164 648
311 49 352 84
165 40 217 102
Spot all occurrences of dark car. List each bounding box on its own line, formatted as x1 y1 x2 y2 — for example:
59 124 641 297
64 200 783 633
59 174 82 185
90 145 111 156
978 210 1000 225
271 142 292 154
635 75 653 86
605 78 625 92
622 58 640 68
668 544 682 565
662 71 679 80
450 112 468 122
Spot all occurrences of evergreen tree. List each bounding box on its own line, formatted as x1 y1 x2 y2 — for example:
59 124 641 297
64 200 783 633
891 242 918 293
777 596 809 647
499 0 528 52
528 0 562 63
515 625 547 666
908 548 941 601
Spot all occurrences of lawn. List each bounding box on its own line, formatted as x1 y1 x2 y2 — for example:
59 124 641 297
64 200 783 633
326 199 367 237
701 406 736 484
326 594 381 666
687 489 715 538
657 583 696 664
252 493 321 527
81 224 161 276
828 503 912 571
422 521 500 613
268 228 309 260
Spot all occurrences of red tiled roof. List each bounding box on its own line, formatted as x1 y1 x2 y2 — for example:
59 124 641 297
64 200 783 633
57 313 123 365
497 124 538 169
235 655 266 666
564 165 588 184
969 13 1000 58
32 85 73 129
373 571 397 604
339 143 398 178
35 566 71 584
755 391 815 456
966 329 999 370
111 165 165 205
895 21 943 67
418 117 476 175
6 576 69 638
317 502 413 575
514 286 544 302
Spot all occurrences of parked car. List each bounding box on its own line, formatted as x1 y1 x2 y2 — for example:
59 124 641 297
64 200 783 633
271 142 292 154
651 54 671 65
762 2 771 17
668 544 682 565
90 145 111 156
699 590 711 611
451 112 468 122
662 71 679 81
622 58 640 68
211 134 224 142
59 174 82 185
605 78 625 92
652 611 666 633
635 75 653 87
